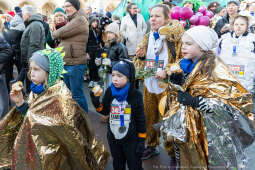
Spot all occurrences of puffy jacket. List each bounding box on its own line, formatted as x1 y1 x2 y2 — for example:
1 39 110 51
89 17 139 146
0 36 13 74
214 14 230 38
52 9 89 65
20 14 45 65
105 40 128 66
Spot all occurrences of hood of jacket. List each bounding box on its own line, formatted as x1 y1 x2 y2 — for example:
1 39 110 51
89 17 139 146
25 14 43 27
10 15 25 31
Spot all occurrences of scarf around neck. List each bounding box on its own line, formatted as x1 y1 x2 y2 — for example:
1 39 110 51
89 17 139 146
110 82 130 102
30 82 45 95
180 58 200 74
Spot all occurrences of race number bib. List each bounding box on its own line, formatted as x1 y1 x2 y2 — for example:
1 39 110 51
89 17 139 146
144 59 164 71
109 100 131 140
228 64 245 78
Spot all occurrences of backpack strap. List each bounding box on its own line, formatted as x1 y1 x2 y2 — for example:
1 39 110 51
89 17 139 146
167 41 176 61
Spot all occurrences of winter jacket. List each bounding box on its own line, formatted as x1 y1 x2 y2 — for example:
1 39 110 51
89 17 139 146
20 14 45 66
52 9 89 65
120 13 147 55
0 36 12 74
214 14 230 38
87 18 102 54
95 60 146 142
4 15 24 62
105 40 128 67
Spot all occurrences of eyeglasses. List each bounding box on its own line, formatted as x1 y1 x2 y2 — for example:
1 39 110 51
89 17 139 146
63 4 72 9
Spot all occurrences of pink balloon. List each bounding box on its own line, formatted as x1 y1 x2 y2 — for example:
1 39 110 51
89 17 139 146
180 7 193 20
180 20 187 28
170 6 182 20
198 16 210 26
196 12 203 17
205 10 214 18
189 15 199 25
197 6 207 15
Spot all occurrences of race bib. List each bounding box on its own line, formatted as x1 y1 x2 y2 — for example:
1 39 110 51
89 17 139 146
144 59 164 71
228 64 245 78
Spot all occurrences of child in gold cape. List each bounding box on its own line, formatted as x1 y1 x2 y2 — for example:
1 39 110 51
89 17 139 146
161 26 255 170
0 49 109 170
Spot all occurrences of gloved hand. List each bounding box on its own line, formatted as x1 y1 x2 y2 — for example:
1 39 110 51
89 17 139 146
169 72 185 86
136 137 145 157
177 91 200 108
89 91 100 108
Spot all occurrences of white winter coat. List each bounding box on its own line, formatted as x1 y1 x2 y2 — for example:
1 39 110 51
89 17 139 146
218 31 255 94
120 13 147 55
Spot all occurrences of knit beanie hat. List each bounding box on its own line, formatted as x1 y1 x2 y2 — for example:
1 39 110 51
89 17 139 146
6 11 15 18
54 7 66 15
112 61 130 79
105 22 119 36
14 6 22 15
184 26 218 51
215 6 224 14
30 48 64 87
106 11 112 18
65 0 80 11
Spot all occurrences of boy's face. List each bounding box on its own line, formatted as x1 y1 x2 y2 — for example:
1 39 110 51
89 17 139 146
112 71 128 88
234 17 248 36
181 34 203 62
30 61 47 85
106 32 116 41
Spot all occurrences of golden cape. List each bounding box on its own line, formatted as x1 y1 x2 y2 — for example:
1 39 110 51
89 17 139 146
162 58 254 169
0 80 109 170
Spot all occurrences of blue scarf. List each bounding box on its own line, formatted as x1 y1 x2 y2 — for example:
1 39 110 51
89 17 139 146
110 82 130 102
30 82 45 95
180 58 200 74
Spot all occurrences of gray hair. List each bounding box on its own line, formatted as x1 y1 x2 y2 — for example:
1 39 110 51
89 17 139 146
22 5 35 16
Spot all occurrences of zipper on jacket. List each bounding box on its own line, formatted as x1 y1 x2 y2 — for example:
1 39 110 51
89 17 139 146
70 44 74 64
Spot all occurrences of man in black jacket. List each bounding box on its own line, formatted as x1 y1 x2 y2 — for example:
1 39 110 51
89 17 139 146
18 5 45 94
214 0 239 38
0 36 13 119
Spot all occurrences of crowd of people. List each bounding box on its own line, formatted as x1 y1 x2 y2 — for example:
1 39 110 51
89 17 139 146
0 0 255 169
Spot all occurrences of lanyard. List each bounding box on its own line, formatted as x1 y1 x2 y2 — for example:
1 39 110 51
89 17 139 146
116 101 127 127
92 29 99 44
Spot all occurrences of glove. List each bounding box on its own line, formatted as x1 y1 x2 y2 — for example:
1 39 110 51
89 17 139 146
169 72 185 86
177 91 200 108
136 137 145 157
89 91 100 108
95 57 102 66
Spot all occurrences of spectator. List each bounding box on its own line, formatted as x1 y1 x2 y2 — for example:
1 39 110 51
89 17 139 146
86 6 92 17
52 0 89 113
4 11 15 30
0 19 13 119
112 15 121 29
207 1 220 14
19 5 45 94
214 0 240 38
120 3 147 60
210 6 226 28
106 11 112 19
3 10 25 91
47 7 67 48
87 17 102 87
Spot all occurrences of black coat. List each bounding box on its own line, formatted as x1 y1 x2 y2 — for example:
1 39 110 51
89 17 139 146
105 41 128 66
86 28 102 54
0 36 13 74
214 14 230 38
3 29 23 61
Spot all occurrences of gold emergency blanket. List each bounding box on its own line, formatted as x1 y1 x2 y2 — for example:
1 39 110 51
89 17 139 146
162 58 255 169
0 80 109 170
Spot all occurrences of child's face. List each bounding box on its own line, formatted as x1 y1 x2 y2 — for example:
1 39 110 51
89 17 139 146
112 71 128 88
54 12 65 24
233 17 248 36
30 61 47 85
181 34 203 62
106 32 116 41
150 7 168 32
91 20 98 28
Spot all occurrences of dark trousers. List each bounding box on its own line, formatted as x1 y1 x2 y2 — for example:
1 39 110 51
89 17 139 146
88 52 100 82
107 134 143 170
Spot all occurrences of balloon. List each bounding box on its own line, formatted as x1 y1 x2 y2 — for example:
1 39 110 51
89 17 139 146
170 6 182 20
180 7 193 20
196 12 203 17
197 6 207 15
198 16 210 26
189 15 199 25
205 10 214 18
180 20 187 28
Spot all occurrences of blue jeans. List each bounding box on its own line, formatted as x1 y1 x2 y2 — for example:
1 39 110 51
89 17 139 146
63 65 88 113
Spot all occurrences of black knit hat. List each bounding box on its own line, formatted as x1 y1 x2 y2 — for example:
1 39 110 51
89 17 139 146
65 0 80 11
